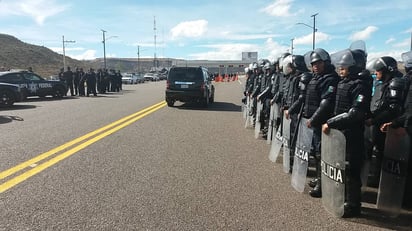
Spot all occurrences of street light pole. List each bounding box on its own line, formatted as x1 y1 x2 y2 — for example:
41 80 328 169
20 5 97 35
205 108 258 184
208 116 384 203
62 35 75 71
296 13 318 50
101 29 107 69
311 13 318 50
291 38 294 54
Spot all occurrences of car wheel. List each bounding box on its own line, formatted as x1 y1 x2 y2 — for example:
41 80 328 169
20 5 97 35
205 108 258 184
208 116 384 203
202 95 209 107
209 92 214 103
53 86 65 98
0 90 15 106
166 99 174 107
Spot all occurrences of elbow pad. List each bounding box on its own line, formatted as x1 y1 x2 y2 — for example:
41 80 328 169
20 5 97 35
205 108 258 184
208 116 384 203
311 98 334 126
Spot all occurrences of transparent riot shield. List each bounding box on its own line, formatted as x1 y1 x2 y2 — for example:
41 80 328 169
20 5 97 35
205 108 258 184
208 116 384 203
361 125 373 191
269 104 282 163
291 118 313 192
254 101 263 139
282 113 291 173
242 98 248 119
266 104 276 144
377 127 410 217
321 129 346 217
244 97 252 128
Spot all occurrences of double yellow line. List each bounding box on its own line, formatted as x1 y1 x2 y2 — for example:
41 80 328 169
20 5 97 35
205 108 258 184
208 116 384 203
0 101 166 193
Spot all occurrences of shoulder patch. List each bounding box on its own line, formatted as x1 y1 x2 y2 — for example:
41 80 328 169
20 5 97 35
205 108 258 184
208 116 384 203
327 86 335 93
356 94 364 103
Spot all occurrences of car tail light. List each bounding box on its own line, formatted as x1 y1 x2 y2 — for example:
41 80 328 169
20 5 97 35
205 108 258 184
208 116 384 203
166 80 170 89
200 83 205 91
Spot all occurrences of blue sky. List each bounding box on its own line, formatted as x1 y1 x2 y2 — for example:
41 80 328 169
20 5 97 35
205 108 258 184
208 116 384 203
1 0 412 62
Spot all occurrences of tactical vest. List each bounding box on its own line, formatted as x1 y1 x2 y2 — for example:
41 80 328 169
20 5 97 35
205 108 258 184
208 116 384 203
304 76 321 118
370 82 384 113
285 75 299 107
334 78 361 115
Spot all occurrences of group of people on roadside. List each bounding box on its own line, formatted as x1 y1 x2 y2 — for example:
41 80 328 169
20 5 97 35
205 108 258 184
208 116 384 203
59 67 123 97
243 41 412 218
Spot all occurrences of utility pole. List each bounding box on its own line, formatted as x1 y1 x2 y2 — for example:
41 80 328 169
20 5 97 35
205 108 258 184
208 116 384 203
137 45 141 74
296 13 318 50
291 38 294 55
101 29 107 69
153 16 157 70
311 13 318 50
62 35 75 71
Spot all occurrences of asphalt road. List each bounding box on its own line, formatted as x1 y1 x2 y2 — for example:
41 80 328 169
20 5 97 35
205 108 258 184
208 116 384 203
0 79 411 230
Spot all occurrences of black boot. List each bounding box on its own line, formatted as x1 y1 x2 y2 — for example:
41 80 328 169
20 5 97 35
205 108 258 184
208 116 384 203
309 179 322 197
343 203 361 218
308 178 319 188
309 159 322 197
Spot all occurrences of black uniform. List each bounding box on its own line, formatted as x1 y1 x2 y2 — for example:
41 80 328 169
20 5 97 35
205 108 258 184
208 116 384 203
367 70 405 186
63 67 74 96
304 57 339 198
326 70 371 216
86 69 97 96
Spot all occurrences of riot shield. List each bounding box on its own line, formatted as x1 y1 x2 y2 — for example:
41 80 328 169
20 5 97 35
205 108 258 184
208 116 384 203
321 129 346 217
244 96 252 128
377 127 410 217
254 101 263 139
361 125 373 190
242 97 248 119
282 113 291 173
269 106 282 163
291 118 313 192
266 104 276 144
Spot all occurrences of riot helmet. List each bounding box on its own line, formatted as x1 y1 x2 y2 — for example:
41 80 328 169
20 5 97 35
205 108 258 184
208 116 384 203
293 55 309 72
402 51 412 72
282 54 293 75
374 56 398 73
298 72 313 91
278 52 291 70
252 62 258 70
309 48 330 64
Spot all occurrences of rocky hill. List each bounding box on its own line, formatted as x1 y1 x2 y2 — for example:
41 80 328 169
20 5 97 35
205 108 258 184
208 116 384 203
0 34 166 78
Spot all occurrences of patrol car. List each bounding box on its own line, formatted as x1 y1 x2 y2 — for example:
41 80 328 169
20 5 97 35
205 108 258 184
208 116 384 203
0 82 22 106
0 70 67 99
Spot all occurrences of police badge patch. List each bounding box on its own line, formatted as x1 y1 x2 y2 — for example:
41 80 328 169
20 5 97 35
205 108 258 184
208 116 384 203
356 94 364 103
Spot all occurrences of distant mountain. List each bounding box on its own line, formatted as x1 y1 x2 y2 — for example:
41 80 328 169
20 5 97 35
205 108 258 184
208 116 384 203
0 33 85 77
0 34 164 78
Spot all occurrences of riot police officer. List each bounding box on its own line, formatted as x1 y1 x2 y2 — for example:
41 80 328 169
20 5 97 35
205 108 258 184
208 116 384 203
365 56 406 187
283 55 309 166
86 68 97 97
63 66 74 96
322 49 370 217
304 48 339 197
380 52 412 209
258 62 276 137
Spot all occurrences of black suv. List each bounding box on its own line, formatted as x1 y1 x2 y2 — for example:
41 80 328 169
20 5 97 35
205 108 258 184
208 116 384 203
0 70 67 99
165 66 215 107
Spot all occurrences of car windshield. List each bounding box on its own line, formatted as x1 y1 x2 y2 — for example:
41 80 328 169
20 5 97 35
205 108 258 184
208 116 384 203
168 68 202 82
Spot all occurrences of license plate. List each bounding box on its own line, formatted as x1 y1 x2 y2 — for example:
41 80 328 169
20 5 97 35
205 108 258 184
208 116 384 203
181 84 188 88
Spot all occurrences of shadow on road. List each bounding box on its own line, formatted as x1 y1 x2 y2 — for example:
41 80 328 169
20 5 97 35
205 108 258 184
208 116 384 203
0 104 36 111
0 115 24 124
174 101 242 112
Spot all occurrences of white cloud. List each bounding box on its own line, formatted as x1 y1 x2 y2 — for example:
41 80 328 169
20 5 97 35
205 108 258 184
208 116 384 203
171 20 208 39
385 37 395 44
189 43 259 60
261 0 294 17
349 26 378 41
293 32 330 46
70 50 97 60
0 0 69 25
